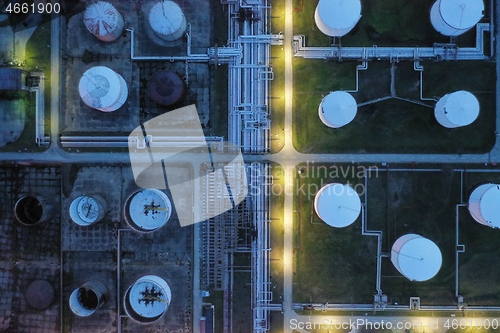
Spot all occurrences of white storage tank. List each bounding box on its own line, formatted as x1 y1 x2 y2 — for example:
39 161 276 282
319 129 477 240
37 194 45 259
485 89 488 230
83 1 124 42
79 66 128 112
430 0 484 36
318 91 357 128
148 1 187 42
124 189 172 232
314 0 362 37
314 183 361 228
391 234 442 282
468 183 500 228
124 275 171 324
69 281 107 317
69 195 107 226
434 90 479 128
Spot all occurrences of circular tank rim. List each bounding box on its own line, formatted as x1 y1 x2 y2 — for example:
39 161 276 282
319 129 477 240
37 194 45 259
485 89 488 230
78 66 128 112
123 275 171 324
148 1 187 41
318 91 357 128
148 70 186 106
439 0 484 30
25 280 55 310
69 195 106 226
83 1 124 41
69 281 107 317
434 90 479 128
468 183 500 228
14 195 52 227
124 189 172 233
391 234 442 281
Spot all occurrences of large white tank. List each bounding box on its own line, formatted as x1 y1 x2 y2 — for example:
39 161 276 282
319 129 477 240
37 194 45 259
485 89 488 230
391 234 442 282
314 183 361 228
314 0 362 37
430 0 484 36
318 91 357 128
434 90 479 128
148 1 187 42
124 189 172 232
124 275 171 323
79 66 128 112
83 1 124 42
468 183 500 228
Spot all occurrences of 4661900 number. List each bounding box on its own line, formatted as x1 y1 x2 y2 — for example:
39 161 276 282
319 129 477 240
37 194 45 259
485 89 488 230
5 2 61 14
444 319 499 329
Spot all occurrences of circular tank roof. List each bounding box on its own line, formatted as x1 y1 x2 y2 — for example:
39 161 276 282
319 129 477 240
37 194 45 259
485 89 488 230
79 66 126 111
70 196 103 226
469 184 500 228
435 90 479 127
319 91 357 128
314 183 361 228
315 0 361 36
83 1 122 38
148 70 186 106
126 189 172 232
26 280 54 310
149 1 185 36
392 235 442 282
439 0 484 30
126 275 171 322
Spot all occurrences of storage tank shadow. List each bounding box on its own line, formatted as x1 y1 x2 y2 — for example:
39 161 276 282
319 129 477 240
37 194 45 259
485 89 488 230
128 105 248 227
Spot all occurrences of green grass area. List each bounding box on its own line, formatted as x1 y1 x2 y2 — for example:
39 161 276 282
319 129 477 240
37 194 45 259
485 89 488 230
232 253 252 333
268 163 285 333
270 0 286 153
292 166 500 306
204 290 224 333
458 170 500 305
293 163 377 304
271 0 285 34
0 93 33 152
293 0 482 48
378 170 461 305
292 0 329 47
270 45 285 153
293 59 496 154
25 18 52 136
208 3 229 138
270 2 285 151
209 65 228 138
